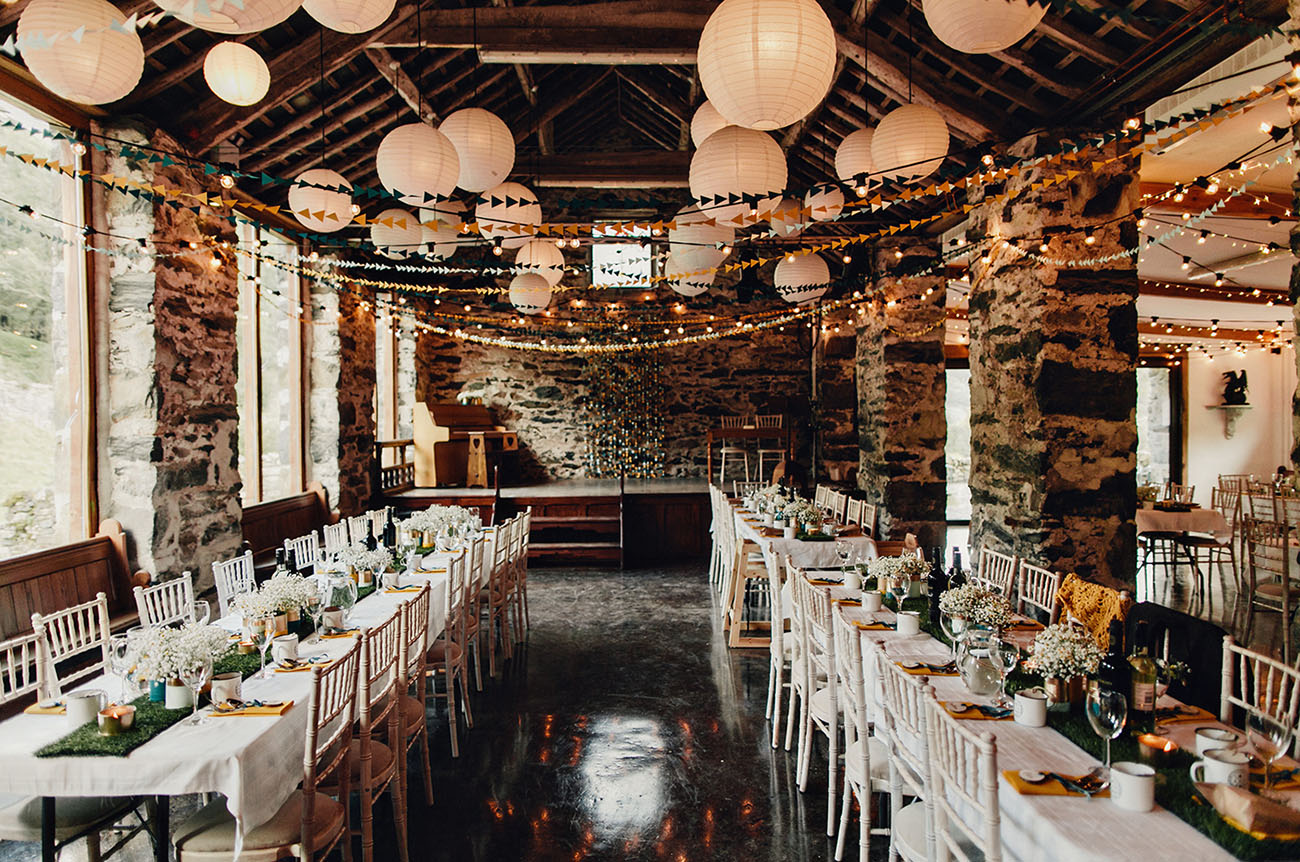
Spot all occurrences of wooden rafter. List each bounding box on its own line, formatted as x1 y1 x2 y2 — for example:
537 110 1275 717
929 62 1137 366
364 47 436 124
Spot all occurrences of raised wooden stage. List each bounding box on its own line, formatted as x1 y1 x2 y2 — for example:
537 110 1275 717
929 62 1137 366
381 478 710 568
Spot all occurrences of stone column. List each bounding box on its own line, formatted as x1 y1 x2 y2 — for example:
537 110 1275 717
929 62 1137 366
856 243 947 546
966 134 1139 588
818 332 858 484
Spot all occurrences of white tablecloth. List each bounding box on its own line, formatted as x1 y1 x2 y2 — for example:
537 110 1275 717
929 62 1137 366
734 509 878 569
1135 507 1231 542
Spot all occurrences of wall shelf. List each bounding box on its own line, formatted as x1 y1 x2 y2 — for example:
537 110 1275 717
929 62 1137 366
1205 404 1252 439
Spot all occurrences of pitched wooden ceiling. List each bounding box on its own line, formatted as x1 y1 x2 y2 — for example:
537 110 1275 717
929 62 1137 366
0 0 1285 229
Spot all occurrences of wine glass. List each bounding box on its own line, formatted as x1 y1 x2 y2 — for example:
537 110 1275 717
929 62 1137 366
305 590 326 645
247 616 276 679
1086 683 1128 781
107 633 134 704
888 573 910 612
991 639 1022 707
179 653 213 724
1248 712 1293 794
191 600 211 626
835 541 852 574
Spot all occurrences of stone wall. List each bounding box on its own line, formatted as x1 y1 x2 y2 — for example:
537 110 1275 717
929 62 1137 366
819 332 858 484
966 135 1139 588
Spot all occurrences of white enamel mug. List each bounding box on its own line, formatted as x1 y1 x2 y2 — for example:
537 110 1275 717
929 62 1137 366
271 634 299 663
1110 762 1156 812
1189 748 1250 787
1195 726 1243 757
66 690 105 728
1013 688 1049 728
861 592 883 612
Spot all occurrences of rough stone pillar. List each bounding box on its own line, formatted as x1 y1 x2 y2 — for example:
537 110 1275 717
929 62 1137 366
856 243 947 546
818 333 858 484
966 134 1139 588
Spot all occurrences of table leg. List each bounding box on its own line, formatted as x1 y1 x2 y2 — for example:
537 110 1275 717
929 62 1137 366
41 797 55 862
153 795 169 862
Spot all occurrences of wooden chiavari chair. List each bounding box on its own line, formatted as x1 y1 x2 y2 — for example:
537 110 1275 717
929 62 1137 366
398 584 434 806
1242 516 1299 663
429 547 474 757
1164 482 1196 504
717 415 751 484
487 517 516 674
755 414 785 483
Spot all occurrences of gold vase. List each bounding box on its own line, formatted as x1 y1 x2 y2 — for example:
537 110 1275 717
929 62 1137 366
1044 676 1084 708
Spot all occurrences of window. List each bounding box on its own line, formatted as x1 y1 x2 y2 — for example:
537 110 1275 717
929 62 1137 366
945 366 971 521
236 224 304 503
0 94 88 557
374 297 397 442
1137 366 1173 487
592 225 651 286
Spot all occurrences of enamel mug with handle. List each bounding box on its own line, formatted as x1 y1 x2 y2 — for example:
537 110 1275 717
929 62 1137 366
1188 748 1249 787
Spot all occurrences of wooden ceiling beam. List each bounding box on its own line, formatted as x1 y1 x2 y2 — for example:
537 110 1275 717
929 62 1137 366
489 0 549 154
614 68 689 125
513 68 614 144
122 32 257 106
239 77 382 164
678 68 698 150
528 150 690 187
364 47 437 124
987 45 1084 99
1033 14 1125 68
243 87 394 173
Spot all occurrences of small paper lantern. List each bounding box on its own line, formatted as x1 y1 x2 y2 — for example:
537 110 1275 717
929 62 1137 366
690 101 729 147
375 123 460 207
203 42 269 106
515 239 565 287
369 207 423 260
439 108 516 193
18 0 144 105
152 0 303 33
835 128 875 186
508 273 552 315
688 125 787 226
871 104 949 182
418 199 466 259
696 0 837 131
922 0 1046 54
665 253 714 297
303 0 394 33
475 181 541 250
288 168 353 234
774 253 829 304
765 197 804 237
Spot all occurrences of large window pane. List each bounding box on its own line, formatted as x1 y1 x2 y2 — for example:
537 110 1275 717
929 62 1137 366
1137 367 1172 487
945 367 971 521
0 97 85 556
258 234 296 500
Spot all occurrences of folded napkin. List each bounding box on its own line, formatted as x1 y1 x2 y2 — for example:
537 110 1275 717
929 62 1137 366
836 525 862 538
944 702 1013 721
320 629 360 640
1197 782 1300 840
24 701 65 715
211 700 294 717
415 568 446 575
759 527 782 538
897 661 958 676
808 578 843 587
1005 620 1046 632
835 598 862 607
1251 765 1300 792
1155 704 1216 725
1003 770 1110 798
854 620 896 631
384 586 423 593
274 658 335 673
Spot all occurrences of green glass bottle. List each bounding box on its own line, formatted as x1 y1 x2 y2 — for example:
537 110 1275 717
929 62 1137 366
1128 621 1158 733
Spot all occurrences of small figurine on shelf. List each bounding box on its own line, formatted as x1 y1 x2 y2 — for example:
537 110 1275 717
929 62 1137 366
1222 370 1249 405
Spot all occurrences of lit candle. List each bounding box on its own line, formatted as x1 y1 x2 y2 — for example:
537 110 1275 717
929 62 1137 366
1137 733 1178 766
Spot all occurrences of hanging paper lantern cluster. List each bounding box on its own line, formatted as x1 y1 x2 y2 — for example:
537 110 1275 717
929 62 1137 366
440 108 516 193
871 104 949 182
765 198 804 238
303 0 394 33
805 184 843 221
203 42 269 106
922 0 1046 54
515 239 565 287
375 123 460 207
689 101 728 147
419 199 465 260
369 208 422 260
696 0 837 131
152 0 303 33
288 168 353 233
18 0 144 105
688 126 787 225
774 253 829 304
835 128 875 186
508 273 552 314
476 181 541 249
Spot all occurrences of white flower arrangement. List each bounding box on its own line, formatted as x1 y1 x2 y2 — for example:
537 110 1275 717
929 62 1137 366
402 505 480 538
260 572 317 614
782 498 822 526
937 584 1013 629
338 543 393 573
1025 624 1104 680
866 554 928 582
129 623 232 682
231 588 277 619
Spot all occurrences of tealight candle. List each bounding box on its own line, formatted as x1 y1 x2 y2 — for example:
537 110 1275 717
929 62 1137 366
1137 733 1179 766
237 640 256 655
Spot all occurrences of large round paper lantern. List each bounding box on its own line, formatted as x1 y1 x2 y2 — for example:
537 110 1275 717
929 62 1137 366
871 104 949 182
805 184 844 222
18 0 144 105
288 168 353 234
668 255 714 297
690 101 729 147
774 253 829 304
439 108 515 193
418 199 466 259
765 197 804 237
303 0 394 33
375 123 460 207
475 181 541 250
203 42 269 106
152 0 302 33
835 128 875 186
369 208 423 260
515 239 565 287
668 204 734 268
688 125 787 225
696 0 837 131
508 273 552 315
922 0 1046 54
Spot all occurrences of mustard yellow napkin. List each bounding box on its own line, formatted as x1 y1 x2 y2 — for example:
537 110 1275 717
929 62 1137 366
211 700 294 717
897 661 958 676
275 659 336 673
320 629 359 640
854 621 894 631
943 702 1013 721
1003 771 1110 798
24 702 65 715
384 586 423 593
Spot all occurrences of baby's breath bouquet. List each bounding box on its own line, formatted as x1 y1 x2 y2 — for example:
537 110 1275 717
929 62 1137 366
403 505 480 538
783 498 821 527
231 588 277 620
260 572 316 614
1025 624 1103 680
129 623 232 682
866 554 928 583
938 584 1013 629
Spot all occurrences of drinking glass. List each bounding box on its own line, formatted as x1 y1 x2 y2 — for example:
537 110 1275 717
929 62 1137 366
247 616 276 679
180 653 213 725
991 639 1021 707
305 591 326 645
835 541 852 572
191 600 211 626
888 574 910 612
1248 712 1293 794
107 633 133 704
1086 683 1128 779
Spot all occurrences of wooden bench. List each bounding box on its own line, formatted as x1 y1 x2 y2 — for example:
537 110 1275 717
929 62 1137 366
0 519 148 639
240 481 335 570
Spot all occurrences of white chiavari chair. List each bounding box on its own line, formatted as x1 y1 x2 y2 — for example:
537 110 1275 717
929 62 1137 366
832 606 890 862
505 516 526 646
1242 516 1299 663
815 485 829 510
755 414 785 483
845 497 864 527
708 486 727 590
175 640 361 862
30 592 111 696
430 547 474 757
487 517 516 675
860 503 878 539
133 571 196 628
763 552 794 749
398 584 434 806
1016 561 1061 624
322 522 349 556
782 555 808 753
877 656 936 862
464 534 486 692
1164 482 1195 504
0 631 42 705
792 570 840 837
285 533 321 571
717 415 751 484
347 514 374 547
1221 635 1300 749
972 547 1018 598
733 480 762 498
368 508 389 539
212 551 256 619
828 490 849 524
925 696 1002 862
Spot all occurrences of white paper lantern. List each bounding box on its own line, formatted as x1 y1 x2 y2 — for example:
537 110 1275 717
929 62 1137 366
665 253 714 297
515 239 565 287
805 184 844 222
765 197 804 237
375 123 461 208
439 108 516 193
152 0 302 33
835 128 875 186
690 101 729 147
418 199 466 259
871 104 949 182
303 0 394 33
668 204 734 268
476 181 541 250
508 273 552 315
18 0 144 105
369 208 423 260
288 168 353 234
203 42 269 106
697 0 837 131
922 0 1046 54
774 253 829 304
688 125 787 226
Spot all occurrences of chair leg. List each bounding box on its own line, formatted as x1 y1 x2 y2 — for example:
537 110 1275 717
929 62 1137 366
360 786 374 862
784 679 800 751
444 668 460 759
86 829 103 862
835 779 852 861
459 663 474 729
392 769 410 862
522 579 531 629
417 727 434 806
826 723 838 837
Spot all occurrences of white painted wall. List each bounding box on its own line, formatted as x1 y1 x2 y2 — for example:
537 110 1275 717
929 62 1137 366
1184 349 1296 505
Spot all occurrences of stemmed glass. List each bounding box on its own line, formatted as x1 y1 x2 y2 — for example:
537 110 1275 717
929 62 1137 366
835 541 852 572
191 600 211 626
1248 712 1293 795
247 615 276 679
179 653 213 725
1086 683 1128 782
107 633 134 704
305 590 326 645
990 639 1021 707
888 573 910 613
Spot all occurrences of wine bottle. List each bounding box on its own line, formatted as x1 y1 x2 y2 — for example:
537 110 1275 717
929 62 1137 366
273 548 287 577
948 547 967 588
383 508 397 549
927 545 949 627
365 519 378 552
1129 620 1157 732
1096 619 1131 714
285 547 298 575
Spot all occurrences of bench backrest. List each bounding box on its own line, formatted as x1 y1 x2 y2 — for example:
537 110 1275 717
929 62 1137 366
241 481 333 565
